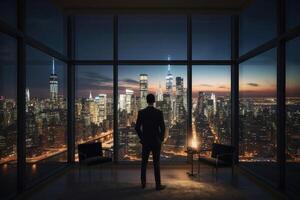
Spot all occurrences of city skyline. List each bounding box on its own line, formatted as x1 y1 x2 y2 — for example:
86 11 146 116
3 61 287 99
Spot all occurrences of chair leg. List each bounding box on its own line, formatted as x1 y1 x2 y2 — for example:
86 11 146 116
78 164 81 181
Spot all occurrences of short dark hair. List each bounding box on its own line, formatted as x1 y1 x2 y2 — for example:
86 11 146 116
146 94 155 104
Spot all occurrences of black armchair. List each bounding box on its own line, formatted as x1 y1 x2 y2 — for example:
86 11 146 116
198 143 235 175
77 142 112 180
78 142 112 165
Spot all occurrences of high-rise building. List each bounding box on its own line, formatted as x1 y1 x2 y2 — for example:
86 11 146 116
165 56 173 96
97 94 107 123
139 74 148 109
175 77 185 123
87 91 98 124
211 93 217 116
119 94 126 111
156 82 163 102
49 58 58 101
26 88 30 102
125 89 134 114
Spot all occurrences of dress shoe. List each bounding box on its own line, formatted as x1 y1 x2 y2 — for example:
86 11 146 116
141 182 146 189
155 185 166 191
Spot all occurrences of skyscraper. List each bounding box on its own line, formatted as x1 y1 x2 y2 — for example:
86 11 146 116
119 94 126 111
139 74 148 109
156 82 163 102
97 94 107 123
125 89 134 114
26 88 30 102
175 77 184 122
211 93 217 116
87 91 98 124
165 56 173 96
49 58 58 101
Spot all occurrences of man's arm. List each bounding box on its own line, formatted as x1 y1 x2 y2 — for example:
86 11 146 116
135 111 142 140
159 111 165 142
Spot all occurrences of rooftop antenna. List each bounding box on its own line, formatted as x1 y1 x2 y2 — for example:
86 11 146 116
167 55 171 73
52 57 55 74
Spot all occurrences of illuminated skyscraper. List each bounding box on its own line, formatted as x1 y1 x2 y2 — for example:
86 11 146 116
119 94 126 111
97 94 107 123
49 58 58 101
156 82 163 102
175 77 184 122
211 93 217 116
87 91 98 124
125 89 134 114
26 88 30 102
139 74 148 109
165 56 173 96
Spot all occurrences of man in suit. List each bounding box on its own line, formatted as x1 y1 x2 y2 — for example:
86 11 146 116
135 94 166 190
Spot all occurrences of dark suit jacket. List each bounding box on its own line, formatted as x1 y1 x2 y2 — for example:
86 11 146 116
135 106 165 146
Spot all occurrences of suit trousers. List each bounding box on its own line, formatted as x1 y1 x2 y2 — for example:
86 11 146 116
141 144 161 186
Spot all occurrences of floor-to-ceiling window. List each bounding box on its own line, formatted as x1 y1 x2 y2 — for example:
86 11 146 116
239 49 278 185
191 15 231 154
74 16 114 160
117 15 187 161
0 33 18 199
286 37 300 197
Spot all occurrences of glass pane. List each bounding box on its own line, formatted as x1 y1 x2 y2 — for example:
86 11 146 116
119 16 187 60
192 16 231 60
118 65 187 161
75 65 113 161
286 37 300 197
239 48 278 185
286 0 300 30
75 16 113 60
26 46 67 185
240 0 276 55
0 0 17 27
0 33 17 198
192 65 231 156
26 0 66 54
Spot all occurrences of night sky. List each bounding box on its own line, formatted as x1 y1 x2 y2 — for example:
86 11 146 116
1 0 300 99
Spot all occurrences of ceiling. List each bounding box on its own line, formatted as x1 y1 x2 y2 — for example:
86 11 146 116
51 0 254 15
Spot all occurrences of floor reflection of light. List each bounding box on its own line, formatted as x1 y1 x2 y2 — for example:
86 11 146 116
191 136 198 150
32 164 37 172
3 163 8 173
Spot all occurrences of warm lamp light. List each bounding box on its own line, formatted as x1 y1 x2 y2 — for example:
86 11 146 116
32 164 37 172
190 136 198 150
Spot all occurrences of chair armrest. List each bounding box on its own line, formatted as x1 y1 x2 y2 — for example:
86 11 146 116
216 152 234 157
78 152 87 158
199 148 212 152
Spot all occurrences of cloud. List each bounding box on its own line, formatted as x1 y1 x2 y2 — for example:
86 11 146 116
219 85 228 89
247 83 259 87
80 72 112 82
199 84 213 87
121 79 139 84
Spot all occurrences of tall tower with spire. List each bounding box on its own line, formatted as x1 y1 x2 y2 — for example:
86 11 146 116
49 58 58 101
165 55 173 95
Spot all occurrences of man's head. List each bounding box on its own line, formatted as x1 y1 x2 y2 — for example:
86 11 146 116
146 94 155 105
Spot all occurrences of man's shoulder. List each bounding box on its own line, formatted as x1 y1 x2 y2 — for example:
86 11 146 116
139 107 162 113
152 107 163 114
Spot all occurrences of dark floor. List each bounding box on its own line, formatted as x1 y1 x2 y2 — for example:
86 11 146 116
21 163 285 200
